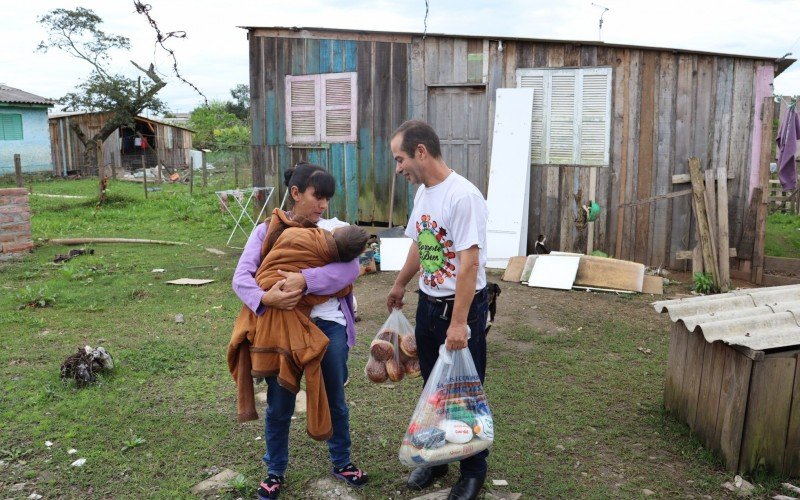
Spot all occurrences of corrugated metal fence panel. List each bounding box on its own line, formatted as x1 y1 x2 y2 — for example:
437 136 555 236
654 284 800 351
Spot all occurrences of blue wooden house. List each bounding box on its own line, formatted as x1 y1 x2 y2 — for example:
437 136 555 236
0 85 55 174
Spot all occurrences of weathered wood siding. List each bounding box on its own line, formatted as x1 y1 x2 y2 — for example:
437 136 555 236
49 113 192 174
249 28 777 266
250 35 410 225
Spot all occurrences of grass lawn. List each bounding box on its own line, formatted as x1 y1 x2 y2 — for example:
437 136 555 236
765 212 800 259
1 175 797 499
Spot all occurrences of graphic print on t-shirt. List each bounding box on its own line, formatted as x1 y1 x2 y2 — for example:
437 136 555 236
415 214 456 289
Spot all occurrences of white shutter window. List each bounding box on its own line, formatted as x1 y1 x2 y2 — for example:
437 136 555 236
516 67 612 166
321 73 357 142
286 74 320 143
518 74 544 163
549 71 576 164
286 72 357 144
579 69 611 166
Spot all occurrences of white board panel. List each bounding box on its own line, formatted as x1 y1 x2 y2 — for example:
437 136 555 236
486 88 535 269
527 255 581 290
380 238 414 271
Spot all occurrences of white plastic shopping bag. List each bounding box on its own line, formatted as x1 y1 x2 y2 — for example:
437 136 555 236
398 343 494 467
364 308 420 383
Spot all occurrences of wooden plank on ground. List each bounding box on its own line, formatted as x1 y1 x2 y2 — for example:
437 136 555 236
573 255 645 292
501 256 529 282
519 254 538 284
739 355 796 474
764 256 800 276
642 275 664 295
715 347 752 472
717 167 731 291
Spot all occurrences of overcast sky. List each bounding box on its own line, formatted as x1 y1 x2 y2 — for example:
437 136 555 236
2 0 799 113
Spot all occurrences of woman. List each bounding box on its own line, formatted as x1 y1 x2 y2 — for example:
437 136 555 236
232 162 367 499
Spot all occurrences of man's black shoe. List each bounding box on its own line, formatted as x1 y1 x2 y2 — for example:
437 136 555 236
447 475 485 500
406 464 448 490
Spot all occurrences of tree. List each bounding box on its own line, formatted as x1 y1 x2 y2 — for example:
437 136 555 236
187 101 242 150
37 7 167 176
225 84 250 122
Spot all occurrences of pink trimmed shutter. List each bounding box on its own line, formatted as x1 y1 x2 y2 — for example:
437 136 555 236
321 72 357 142
286 74 320 143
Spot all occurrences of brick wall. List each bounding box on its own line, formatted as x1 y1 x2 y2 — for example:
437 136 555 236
0 188 33 258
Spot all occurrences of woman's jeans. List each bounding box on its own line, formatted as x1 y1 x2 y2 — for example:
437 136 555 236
263 319 351 476
415 287 489 479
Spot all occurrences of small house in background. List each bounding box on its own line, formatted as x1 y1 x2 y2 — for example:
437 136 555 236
48 112 194 176
0 85 55 174
245 26 794 273
655 285 800 476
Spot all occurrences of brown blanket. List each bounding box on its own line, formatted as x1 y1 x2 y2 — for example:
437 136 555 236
227 209 351 441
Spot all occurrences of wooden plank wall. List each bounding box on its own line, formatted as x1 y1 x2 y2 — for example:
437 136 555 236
496 42 772 265
250 35 409 225
249 30 774 265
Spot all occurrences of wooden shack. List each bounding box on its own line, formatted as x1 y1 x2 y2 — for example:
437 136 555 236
246 26 795 269
49 112 193 176
655 284 800 475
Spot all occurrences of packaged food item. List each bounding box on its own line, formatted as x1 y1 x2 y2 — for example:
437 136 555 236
364 308 418 384
398 344 494 467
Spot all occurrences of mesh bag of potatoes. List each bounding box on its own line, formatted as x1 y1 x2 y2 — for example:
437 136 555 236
364 308 420 384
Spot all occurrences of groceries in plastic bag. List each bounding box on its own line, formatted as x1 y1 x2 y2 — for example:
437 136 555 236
399 344 494 467
365 308 419 383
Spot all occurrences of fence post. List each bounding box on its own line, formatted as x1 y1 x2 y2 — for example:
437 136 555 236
13 154 23 188
233 156 239 189
142 155 148 200
189 155 194 196
202 150 208 187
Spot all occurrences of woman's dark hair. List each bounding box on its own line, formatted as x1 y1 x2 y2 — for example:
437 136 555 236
333 226 369 262
283 161 335 199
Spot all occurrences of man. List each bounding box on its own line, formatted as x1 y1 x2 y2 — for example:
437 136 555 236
386 120 490 500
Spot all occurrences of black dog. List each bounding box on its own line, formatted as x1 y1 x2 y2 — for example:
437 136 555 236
485 282 501 335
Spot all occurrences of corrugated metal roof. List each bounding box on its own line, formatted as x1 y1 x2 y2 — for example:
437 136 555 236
653 285 800 352
0 85 55 106
49 111 195 133
241 26 796 75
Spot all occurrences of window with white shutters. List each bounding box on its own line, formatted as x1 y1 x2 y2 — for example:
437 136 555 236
516 67 611 166
285 72 357 144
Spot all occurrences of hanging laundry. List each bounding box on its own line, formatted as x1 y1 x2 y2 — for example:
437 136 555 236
776 103 799 191
134 136 142 147
141 137 149 150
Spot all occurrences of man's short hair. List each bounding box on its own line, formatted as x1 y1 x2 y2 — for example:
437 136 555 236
333 225 369 262
392 120 442 159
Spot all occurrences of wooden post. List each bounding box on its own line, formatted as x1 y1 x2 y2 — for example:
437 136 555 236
717 167 731 291
752 96 775 285
689 157 720 288
97 141 106 204
233 157 239 189
13 154 23 188
157 162 162 184
202 151 208 187
189 155 194 196
692 245 703 275
387 170 396 228
142 155 148 200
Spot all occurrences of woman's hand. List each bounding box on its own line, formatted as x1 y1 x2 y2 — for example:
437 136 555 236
261 279 303 310
277 270 306 292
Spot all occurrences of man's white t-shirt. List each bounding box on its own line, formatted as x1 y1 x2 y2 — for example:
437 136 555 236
309 217 349 325
404 171 488 297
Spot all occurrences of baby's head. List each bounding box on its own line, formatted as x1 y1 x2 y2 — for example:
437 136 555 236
331 225 369 262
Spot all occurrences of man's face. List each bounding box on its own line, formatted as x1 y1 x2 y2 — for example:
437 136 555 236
391 134 423 185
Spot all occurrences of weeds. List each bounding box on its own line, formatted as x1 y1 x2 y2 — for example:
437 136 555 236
121 432 146 452
16 285 56 309
692 272 719 295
